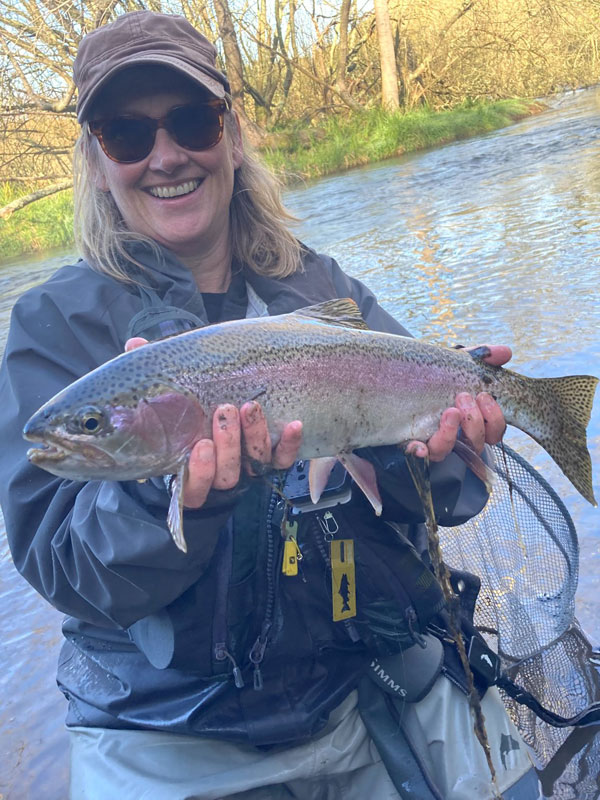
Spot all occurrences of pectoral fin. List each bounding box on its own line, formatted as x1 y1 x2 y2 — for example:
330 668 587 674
337 452 382 516
167 462 188 553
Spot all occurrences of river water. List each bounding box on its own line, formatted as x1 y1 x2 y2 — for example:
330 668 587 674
1 89 599 798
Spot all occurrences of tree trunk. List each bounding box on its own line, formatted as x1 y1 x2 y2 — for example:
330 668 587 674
373 0 400 110
211 0 265 145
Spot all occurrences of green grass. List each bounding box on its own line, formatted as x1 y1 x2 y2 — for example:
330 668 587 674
262 99 538 181
0 98 540 261
0 183 74 261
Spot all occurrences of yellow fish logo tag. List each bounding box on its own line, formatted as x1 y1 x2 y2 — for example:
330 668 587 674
330 539 356 621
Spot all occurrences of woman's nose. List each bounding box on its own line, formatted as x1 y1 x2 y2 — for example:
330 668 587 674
147 127 189 173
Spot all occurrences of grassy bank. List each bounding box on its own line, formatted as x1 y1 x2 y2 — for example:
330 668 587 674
262 98 540 180
0 98 541 262
0 183 74 262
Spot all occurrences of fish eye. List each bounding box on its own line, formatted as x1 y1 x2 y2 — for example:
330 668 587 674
78 406 105 435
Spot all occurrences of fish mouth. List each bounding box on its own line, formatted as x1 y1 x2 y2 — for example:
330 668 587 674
27 442 70 464
25 433 116 470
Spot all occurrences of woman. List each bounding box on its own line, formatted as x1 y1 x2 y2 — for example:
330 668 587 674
0 11 539 800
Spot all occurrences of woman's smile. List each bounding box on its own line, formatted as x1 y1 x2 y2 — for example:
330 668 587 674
93 72 243 265
146 178 203 199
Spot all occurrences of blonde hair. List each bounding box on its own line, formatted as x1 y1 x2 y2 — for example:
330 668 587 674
73 113 302 284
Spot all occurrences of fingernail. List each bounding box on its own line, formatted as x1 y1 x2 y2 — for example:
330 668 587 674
216 404 236 430
195 440 214 462
243 401 262 426
456 393 475 409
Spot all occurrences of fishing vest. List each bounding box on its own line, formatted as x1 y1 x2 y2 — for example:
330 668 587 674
124 279 453 692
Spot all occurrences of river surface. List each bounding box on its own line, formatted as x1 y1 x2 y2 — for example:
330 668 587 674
1 89 599 798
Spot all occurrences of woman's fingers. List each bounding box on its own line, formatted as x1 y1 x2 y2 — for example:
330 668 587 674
272 421 303 469
419 407 462 462
183 404 242 507
182 404 244 506
181 402 303 509
212 404 242 489
409 343 511 462
240 401 272 470
182 439 217 508
240 401 303 473
476 392 506 444
455 392 486 453
472 344 512 367
409 391 507 464
124 337 148 352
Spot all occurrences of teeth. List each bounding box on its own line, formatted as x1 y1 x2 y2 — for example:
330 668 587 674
149 179 201 199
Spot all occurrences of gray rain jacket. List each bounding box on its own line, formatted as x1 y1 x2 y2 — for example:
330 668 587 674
0 243 488 745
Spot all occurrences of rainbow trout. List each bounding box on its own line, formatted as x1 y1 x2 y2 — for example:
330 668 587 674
24 299 598 551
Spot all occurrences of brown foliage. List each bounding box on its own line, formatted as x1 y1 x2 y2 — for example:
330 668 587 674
1 0 599 214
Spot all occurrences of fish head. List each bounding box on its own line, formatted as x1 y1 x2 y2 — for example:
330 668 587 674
23 355 208 482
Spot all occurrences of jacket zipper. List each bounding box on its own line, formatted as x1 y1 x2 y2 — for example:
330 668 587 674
248 482 281 690
213 519 245 688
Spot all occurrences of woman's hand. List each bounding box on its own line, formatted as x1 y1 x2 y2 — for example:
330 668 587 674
125 338 303 509
182 403 302 508
406 344 511 462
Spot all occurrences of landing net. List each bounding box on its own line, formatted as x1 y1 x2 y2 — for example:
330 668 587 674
439 444 600 800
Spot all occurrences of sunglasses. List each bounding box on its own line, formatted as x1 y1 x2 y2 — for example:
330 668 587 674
89 99 229 164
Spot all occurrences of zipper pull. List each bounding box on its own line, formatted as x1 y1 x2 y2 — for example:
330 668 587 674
249 635 267 691
253 664 264 690
282 519 302 576
214 643 245 688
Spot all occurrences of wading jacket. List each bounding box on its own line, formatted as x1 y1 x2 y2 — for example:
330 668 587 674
0 243 488 745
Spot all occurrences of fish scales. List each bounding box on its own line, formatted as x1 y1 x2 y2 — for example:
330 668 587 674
121 320 486 456
23 299 598 525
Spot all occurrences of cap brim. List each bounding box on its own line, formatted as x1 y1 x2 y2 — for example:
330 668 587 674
77 55 226 122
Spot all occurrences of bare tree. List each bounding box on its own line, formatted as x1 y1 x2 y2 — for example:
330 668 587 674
212 0 264 145
373 0 399 109
2 0 600 220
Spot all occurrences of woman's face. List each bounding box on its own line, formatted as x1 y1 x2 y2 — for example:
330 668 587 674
92 68 243 262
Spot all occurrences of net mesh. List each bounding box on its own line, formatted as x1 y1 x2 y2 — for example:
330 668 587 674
439 444 600 800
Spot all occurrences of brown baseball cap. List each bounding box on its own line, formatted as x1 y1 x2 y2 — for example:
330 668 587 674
74 10 231 122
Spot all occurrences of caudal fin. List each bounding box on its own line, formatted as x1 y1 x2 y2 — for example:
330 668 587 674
510 374 598 505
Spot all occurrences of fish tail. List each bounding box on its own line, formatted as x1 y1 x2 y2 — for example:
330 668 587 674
506 373 598 505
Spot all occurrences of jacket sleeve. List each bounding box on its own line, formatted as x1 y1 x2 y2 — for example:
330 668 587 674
327 255 489 525
0 284 228 630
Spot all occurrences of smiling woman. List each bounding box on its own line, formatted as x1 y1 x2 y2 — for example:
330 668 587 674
85 68 242 282
0 9 541 800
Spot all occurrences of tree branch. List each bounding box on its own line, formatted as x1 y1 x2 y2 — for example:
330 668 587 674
0 179 72 219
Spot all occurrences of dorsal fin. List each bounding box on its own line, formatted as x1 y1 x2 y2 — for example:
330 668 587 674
292 298 369 330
